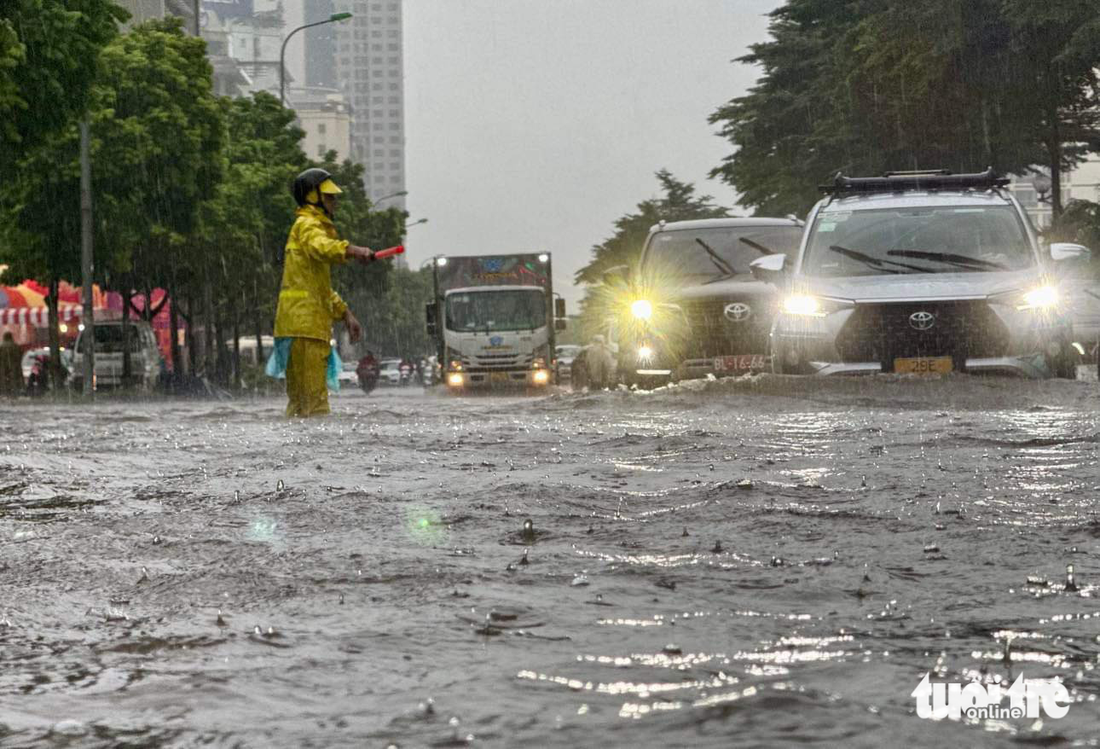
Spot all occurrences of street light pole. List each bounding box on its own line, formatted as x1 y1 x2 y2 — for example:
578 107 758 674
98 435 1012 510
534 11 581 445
280 12 353 107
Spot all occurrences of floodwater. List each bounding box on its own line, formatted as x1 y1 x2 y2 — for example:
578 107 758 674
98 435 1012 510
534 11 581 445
1 374 1099 748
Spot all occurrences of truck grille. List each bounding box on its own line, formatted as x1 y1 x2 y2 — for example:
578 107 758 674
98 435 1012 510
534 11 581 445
678 300 771 359
835 301 1010 370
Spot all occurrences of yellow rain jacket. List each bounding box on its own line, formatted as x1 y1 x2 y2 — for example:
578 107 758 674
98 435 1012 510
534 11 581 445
274 205 350 341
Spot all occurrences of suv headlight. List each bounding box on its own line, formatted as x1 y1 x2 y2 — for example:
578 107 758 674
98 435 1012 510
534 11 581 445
1018 285 1060 311
782 295 826 317
631 299 653 320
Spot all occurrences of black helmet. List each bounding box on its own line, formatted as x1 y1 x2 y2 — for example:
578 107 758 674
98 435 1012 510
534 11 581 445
292 168 335 208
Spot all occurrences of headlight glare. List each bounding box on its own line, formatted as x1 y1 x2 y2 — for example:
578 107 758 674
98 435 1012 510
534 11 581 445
631 299 653 320
1019 285 1059 310
782 295 824 317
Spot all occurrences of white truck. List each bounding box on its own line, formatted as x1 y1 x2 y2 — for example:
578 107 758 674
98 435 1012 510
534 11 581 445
426 253 566 390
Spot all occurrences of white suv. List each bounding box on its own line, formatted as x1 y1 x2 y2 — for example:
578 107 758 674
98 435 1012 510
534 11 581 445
72 320 163 390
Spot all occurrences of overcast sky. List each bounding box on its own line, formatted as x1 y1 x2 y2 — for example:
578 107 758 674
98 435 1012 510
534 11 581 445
402 0 781 307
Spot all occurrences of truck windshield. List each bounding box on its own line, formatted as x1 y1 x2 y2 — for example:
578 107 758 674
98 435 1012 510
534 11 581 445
643 225 802 279
446 289 545 332
802 206 1035 277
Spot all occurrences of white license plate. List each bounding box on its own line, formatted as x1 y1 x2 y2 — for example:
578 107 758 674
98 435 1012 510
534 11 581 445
894 356 953 375
714 354 769 372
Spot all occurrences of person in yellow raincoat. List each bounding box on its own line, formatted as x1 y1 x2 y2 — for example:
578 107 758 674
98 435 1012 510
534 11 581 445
272 168 376 417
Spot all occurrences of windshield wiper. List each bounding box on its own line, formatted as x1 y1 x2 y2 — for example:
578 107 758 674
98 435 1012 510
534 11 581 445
827 245 929 274
739 237 777 256
695 237 738 278
885 249 1008 271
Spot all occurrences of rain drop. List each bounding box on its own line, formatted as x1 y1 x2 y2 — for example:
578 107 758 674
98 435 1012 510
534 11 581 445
276 479 284 492
519 549 529 566
521 518 536 542
712 541 723 553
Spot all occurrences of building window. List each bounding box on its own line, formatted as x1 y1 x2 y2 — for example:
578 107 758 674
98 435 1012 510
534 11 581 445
389 162 400 171
374 149 384 158
318 123 326 134
390 136 401 144
388 56 399 65
389 122 400 130
389 149 401 156
389 109 400 117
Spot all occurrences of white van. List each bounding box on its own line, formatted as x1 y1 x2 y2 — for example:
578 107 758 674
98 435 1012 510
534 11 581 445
71 320 162 390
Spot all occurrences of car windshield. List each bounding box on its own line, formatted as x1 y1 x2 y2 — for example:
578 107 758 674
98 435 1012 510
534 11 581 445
642 226 802 279
803 206 1034 277
81 325 143 353
445 289 545 332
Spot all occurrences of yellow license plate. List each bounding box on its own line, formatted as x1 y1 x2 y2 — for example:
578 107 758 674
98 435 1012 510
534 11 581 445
490 372 509 383
894 356 953 375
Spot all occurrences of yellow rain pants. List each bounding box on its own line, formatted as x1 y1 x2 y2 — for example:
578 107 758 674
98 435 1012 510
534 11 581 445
285 337 332 417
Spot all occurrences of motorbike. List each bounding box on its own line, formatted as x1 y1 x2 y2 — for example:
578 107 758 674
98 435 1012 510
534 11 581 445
356 352 381 395
398 361 414 387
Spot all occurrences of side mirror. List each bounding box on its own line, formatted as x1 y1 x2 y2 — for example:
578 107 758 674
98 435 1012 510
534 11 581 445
555 319 567 332
1051 242 1091 263
425 302 437 336
554 298 566 318
750 253 787 284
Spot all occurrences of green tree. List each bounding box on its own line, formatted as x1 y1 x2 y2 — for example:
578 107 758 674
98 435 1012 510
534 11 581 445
575 170 728 286
1 17 224 388
573 170 729 339
0 0 126 172
710 0 1100 217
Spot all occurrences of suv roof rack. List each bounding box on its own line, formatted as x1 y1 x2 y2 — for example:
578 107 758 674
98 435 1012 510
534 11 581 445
820 167 1009 195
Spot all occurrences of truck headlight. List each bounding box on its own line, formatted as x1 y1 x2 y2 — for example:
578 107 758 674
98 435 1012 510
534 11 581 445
631 299 653 320
1018 285 1059 310
782 295 825 317
637 344 654 361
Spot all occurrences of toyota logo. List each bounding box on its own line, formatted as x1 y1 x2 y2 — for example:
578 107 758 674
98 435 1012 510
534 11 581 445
909 311 935 331
724 302 752 323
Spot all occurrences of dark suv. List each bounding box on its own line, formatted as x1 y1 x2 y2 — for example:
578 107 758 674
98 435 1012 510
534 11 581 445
613 217 803 386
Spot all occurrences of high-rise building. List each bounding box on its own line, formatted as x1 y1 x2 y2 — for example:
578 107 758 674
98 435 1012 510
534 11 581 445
332 1 406 215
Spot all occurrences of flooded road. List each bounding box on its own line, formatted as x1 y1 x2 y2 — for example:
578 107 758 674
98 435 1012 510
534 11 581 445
2 375 1099 747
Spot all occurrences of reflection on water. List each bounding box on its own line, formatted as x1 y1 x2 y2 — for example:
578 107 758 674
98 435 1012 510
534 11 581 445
0 377 1099 746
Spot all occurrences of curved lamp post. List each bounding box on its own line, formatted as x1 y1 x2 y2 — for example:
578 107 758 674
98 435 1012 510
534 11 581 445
280 12 353 107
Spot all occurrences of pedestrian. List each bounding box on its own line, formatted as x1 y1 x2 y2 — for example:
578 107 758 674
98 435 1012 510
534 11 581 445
269 168 376 417
0 331 23 396
586 334 615 389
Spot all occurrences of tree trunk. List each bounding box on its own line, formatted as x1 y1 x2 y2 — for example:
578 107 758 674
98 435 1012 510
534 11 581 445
232 306 242 391
253 279 265 362
214 314 228 386
121 287 132 383
203 275 215 375
46 279 62 391
168 280 181 376
1050 144 1063 220
185 292 197 375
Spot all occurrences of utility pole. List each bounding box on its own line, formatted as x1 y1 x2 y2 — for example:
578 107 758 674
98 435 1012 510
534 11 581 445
79 120 95 398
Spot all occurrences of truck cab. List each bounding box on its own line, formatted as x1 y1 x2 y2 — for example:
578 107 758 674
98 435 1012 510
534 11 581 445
425 254 565 390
